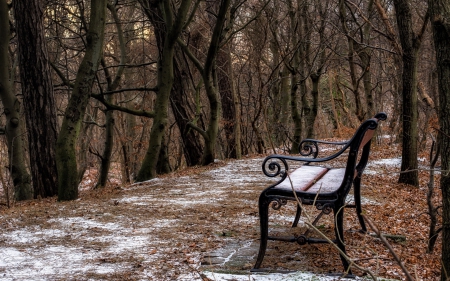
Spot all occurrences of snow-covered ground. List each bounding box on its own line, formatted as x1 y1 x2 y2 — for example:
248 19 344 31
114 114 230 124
0 155 402 280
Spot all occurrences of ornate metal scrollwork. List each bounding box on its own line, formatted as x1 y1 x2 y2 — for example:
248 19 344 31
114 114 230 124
262 157 289 185
271 198 287 210
316 203 333 214
298 140 319 158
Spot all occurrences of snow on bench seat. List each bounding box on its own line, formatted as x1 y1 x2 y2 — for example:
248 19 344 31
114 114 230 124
275 165 346 194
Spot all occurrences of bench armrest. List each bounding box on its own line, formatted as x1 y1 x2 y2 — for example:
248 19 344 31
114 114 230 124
298 139 348 158
262 147 348 181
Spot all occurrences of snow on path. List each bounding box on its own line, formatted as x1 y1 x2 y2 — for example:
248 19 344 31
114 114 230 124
0 157 390 281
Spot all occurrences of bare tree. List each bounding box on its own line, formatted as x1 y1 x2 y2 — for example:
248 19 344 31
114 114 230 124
56 0 108 200
393 0 428 187
135 0 195 181
13 0 58 198
429 0 450 278
95 3 127 189
178 0 233 165
0 0 32 201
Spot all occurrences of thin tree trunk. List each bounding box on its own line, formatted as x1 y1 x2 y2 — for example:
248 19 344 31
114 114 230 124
329 70 341 136
393 0 427 187
338 0 365 121
217 42 240 159
427 137 440 253
308 73 320 138
96 102 114 188
290 73 302 154
279 66 291 142
56 0 108 200
96 4 126 188
121 5 139 182
288 0 302 154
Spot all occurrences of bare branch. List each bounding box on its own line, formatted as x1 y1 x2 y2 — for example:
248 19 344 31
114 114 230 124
363 215 414 281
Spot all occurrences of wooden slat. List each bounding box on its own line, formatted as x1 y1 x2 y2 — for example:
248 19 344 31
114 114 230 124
276 166 329 192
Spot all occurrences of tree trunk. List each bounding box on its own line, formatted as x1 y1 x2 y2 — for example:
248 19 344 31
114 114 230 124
96 105 114 188
393 0 424 187
171 50 204 167
56 0 108 200
178 0 231 165
200 0 231 165
200 75 221 165
429 0 450 277
136 0 193 181
305 0 328 139
0 0 32 201
279 66 291 143
136 72 172 180
290 73 302 154
268 9 289 147
121 5 139 181
288 0 303 154
156 134 171 174
13 0 58 198
307 73 320 138
338 0 365 121
361 50 374 117
216 40 241 159
96 4 126 188
77 106 97 185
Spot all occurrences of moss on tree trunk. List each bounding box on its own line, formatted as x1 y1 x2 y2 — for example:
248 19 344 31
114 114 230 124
0 1 32 200
56 0 107 200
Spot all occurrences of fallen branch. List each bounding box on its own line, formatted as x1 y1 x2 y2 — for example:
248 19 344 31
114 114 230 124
362 215 414 281
286 173 378 280
368 233 406 242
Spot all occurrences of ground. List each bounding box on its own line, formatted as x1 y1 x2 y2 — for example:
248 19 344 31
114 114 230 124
0 141 442 280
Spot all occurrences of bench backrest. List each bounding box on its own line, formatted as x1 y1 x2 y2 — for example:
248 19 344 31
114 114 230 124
337 112 387 197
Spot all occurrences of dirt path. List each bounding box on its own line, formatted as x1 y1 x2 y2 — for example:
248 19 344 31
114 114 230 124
0 148 442 280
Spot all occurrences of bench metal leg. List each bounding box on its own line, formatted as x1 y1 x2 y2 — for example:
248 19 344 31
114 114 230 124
253 194 271 269
353 178 367 233
334 204 352 275
292 205 302 227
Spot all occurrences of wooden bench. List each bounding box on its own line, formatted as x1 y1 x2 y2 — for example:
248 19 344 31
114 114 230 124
252 112 387 275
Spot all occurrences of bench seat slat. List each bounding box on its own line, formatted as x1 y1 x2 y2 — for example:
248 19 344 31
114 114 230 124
307 168 346 193
275 166 345 194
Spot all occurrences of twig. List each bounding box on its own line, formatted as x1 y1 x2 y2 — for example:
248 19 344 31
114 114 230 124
362 215 414 281
368 233 406 242
186 263 211 281
303 221 378 280
286 173 378 280
441 258 449 280
427 134 441 252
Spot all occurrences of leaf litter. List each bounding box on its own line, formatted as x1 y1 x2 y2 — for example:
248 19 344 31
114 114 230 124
0 143 442 280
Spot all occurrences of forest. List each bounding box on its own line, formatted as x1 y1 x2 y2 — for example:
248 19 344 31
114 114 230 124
0 0 450 280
